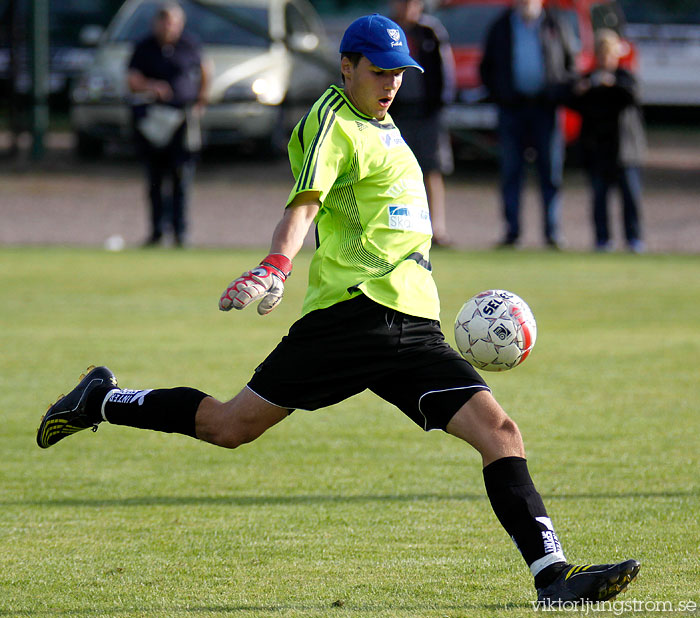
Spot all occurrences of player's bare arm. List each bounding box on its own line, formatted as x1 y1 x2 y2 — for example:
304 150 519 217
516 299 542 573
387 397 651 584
269 192 320 258
219 192 320 315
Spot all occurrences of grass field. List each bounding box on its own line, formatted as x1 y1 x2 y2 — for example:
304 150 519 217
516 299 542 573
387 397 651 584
1 247 698 618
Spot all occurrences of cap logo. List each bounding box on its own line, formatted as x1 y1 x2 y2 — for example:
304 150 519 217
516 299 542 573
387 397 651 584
387 28 402 47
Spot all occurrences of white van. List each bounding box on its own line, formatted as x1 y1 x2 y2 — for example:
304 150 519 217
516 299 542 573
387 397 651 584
619 0 700 106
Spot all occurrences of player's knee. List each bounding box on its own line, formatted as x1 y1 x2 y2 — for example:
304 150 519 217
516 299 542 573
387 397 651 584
490 414 525 457
473 398 523 450
499 417 523 446
497 415 522 441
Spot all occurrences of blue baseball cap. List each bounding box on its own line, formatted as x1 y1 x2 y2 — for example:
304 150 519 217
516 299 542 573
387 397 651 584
339 14 424 73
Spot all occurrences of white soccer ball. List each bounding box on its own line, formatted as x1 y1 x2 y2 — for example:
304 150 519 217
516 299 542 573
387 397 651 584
454 289 537 372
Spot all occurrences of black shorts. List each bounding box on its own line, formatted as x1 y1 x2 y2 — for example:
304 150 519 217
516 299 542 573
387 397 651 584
247 295 490 431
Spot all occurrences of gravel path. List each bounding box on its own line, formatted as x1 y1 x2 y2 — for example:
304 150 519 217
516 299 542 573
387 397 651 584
1 128 699 253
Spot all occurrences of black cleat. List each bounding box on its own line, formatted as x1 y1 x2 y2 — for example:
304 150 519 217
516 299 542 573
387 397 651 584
37 366 117 449
537 560 640 605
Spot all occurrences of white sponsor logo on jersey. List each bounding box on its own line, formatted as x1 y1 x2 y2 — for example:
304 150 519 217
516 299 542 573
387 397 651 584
380 129 406 149
388 204 432 233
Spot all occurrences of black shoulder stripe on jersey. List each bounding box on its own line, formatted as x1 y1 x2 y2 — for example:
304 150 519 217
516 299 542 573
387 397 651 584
317 88 342 122
305 97 346 191
297 92 343 192
294 89 338 170
297 92 341 190
295 111 309 152
316 88 340 120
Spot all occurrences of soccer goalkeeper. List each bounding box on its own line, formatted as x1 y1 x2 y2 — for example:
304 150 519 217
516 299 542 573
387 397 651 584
37 13 639 605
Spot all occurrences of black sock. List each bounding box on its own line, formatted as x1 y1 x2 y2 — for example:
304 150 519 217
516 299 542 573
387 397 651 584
91 386 209 438
86 385 114 422
483 456 567 587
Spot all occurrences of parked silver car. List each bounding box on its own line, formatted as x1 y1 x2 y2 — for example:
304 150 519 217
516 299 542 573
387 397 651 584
619 0 700 107
70 0 336 156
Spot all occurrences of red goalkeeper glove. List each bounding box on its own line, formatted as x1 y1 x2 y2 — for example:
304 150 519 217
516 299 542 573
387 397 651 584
219 253 292 315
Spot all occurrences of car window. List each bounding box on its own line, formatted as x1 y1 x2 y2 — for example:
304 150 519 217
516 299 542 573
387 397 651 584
618 0 700 25
286 2 315 35
433 4 504 46
110 1 270 47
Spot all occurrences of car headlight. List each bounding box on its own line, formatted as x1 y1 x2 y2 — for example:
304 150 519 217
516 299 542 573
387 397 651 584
222 74 286 106
251 77 285 105
251 78 268 96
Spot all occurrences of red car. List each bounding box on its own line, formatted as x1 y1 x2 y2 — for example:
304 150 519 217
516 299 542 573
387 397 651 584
433 0 635 157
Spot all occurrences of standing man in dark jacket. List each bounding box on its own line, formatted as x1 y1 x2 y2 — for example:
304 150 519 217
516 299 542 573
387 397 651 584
128 2 210 247
480 0 576 248
390 0 456 246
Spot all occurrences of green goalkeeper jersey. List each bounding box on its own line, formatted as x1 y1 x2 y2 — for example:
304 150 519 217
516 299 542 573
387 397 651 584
287 85 440 320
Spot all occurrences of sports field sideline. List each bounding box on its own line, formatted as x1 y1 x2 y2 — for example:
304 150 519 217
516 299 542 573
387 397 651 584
1 127 700 254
